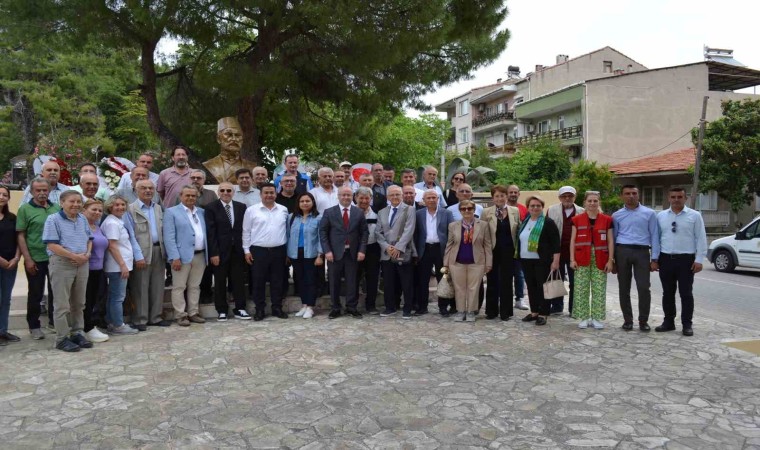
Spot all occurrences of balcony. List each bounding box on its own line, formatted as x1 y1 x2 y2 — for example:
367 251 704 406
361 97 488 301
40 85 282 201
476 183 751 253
472 111 515 128
515 125 583 146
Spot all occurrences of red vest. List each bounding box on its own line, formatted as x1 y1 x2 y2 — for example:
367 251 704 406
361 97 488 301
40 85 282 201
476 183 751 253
572 213 613 270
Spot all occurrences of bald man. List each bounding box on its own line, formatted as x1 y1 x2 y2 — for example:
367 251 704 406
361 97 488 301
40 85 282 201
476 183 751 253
21 160 70 204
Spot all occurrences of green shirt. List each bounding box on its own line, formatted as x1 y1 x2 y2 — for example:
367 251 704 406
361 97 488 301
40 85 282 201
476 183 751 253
16 200 62 262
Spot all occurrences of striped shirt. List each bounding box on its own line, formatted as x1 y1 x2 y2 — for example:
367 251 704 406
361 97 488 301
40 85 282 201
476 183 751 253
42 211 93 256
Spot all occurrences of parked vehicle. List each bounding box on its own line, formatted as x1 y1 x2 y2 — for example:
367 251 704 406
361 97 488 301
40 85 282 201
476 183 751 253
707 215 760 272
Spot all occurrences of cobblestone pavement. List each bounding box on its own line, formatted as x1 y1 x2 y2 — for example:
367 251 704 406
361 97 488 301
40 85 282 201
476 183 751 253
1 290 760 449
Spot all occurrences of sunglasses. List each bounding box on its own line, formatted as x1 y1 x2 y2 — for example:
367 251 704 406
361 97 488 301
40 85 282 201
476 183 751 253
452 177 464 182
671 221 677 233
460 207 474 212
219 189 233 193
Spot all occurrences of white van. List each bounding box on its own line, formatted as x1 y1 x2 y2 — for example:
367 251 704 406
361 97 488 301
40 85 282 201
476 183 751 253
707 215 760 272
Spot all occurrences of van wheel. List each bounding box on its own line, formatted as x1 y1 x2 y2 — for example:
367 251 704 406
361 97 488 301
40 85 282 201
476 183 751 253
713 250 736 273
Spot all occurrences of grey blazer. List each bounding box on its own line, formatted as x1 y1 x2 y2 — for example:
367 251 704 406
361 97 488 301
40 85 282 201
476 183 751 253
128 200 165 264
376 203 416 263
319 204 368 261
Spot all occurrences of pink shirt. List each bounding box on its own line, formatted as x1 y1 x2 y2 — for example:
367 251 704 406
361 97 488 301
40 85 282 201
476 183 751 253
157 167 192 207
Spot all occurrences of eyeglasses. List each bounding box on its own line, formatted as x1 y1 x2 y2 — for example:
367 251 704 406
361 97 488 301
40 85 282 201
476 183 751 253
282 180 296 183
452 177 464 182
460 207 474 212
219 189 233 193
458 190 472 194
528 205 543 208
671 221 677 233
190 176 204 180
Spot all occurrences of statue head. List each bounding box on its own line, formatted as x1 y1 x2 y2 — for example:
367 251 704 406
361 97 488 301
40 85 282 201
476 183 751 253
216 117 243 156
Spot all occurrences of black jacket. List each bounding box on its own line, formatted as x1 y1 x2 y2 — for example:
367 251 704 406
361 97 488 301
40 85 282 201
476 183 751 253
205 199 247 263
517 216 561 263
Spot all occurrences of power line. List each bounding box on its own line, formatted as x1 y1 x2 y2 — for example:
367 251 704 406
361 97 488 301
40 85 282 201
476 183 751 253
591 125 699 161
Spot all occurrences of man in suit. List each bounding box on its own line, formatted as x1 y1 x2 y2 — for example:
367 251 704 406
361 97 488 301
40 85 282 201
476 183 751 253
206 182 249 321
127 179 169 328
242 183 289 321
319 185 368 319
414 189 454 316
163 185 208 327
376 185 416 319
358 173 387 213
481 185 521 321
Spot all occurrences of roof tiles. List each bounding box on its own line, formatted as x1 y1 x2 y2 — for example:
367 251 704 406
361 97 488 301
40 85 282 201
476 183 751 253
610 148 696 175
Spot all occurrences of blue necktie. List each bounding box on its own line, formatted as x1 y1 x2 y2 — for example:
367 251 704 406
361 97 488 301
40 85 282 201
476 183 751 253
389 207 398 227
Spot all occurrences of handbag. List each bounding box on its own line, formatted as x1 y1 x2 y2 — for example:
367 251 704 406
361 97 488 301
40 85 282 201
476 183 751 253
543 270 568 298
436 273 455 300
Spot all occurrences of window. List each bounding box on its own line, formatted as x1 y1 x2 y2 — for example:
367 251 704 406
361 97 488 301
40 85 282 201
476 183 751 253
627 64 633 72
485 105 493 116
557 115 565 130
538 120 551 134
756 194 760 211
745 220 760 239
458 127 469 144
697 191 718 211
603 61 612 73
496 103 505 114
514 96 524 105
643 186 664 210
459 100 469 116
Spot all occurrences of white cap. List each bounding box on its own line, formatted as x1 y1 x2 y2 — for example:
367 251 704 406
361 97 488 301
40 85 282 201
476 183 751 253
558 186 576 196
339 161 352 167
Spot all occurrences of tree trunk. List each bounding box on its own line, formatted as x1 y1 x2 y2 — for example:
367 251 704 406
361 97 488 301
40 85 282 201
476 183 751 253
139 41 211 176
237 92 266 165
2 88 36 156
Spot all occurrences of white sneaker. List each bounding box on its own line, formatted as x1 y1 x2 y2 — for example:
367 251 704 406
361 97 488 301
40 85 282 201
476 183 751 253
86 328 109 343
578 319 588 329
515 300 529 310
592 319 605 329
303 307 314 319
295 306 308 317
108 324 138 335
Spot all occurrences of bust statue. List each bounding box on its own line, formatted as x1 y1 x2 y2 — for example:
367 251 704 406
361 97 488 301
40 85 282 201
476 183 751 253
202 117 257 183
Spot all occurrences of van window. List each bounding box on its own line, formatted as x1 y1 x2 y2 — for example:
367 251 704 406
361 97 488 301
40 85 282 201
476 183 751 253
745 220 760 239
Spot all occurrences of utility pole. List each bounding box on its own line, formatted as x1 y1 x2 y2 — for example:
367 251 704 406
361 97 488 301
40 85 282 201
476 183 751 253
691 96 709 209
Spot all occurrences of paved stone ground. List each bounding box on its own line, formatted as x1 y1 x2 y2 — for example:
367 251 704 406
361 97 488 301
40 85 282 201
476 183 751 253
2 288 760 449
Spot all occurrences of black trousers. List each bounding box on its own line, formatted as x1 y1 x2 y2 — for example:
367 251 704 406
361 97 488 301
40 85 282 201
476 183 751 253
357 243 381 311
521 258 550 316
292 250 318 306
328 254 359 312
415 243 444 313
549 259 574 313
486 248 515 319
26 261 53 329
616 245 652 323
213 252 247 315
250 245 286 314
658 253 696 328
84 269 107 331
382 260 414 314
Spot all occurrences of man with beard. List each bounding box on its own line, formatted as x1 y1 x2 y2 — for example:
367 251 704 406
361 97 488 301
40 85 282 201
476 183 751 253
157 146 193 207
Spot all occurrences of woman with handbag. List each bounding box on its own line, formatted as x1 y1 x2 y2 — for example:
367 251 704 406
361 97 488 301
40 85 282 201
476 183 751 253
570 191 614 329
287 192 323 319
518 196 560 326
443 200 492 322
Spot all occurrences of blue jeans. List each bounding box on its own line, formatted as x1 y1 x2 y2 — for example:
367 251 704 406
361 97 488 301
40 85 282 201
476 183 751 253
106 272 128 327
0 267 17 333
514 259 525 300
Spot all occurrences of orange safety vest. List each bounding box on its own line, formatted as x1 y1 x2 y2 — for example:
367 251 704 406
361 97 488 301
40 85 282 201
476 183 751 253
572 213 613 270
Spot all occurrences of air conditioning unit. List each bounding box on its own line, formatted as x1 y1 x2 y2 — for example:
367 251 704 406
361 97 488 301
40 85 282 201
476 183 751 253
527 124 535 133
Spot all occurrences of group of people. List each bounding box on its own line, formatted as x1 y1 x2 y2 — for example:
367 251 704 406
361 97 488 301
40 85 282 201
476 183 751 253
0 148 707 352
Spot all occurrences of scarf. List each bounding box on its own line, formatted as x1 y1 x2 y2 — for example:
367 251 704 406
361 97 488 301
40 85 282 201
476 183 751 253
519 214 545 253
462 219 475 244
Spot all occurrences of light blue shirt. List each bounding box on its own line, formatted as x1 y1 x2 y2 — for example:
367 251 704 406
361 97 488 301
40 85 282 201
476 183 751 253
656 206 707 261
612 204 660 260
42 210 93 255
447 203 483 221
21 182 70 205
139 200 160 244
414 181 447 209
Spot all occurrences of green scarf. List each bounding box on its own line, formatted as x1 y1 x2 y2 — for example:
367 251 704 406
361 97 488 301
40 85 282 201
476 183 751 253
519 214 545 253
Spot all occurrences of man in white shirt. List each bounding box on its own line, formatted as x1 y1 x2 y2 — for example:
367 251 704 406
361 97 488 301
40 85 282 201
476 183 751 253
309 167 339 216
242 183 289 321
446 184 483 220
116 153 160 191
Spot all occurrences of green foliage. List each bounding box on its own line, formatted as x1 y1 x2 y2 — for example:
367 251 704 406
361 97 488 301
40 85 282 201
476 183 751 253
558 160 621 213
493 139 572 190
695 99 760 213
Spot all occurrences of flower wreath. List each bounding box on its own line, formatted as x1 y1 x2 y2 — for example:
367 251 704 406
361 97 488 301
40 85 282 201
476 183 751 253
99 157 133 190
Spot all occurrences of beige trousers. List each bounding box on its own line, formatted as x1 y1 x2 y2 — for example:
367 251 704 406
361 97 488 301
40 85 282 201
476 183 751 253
450 262 485 313
49 254 89 342
171 252 206 318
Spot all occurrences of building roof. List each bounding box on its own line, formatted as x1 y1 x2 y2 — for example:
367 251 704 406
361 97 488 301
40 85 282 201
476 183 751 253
533 46 648 73
610 148 696 176
586 61 760 91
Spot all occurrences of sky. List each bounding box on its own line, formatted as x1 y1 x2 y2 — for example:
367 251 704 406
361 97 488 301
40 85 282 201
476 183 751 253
414 0 760 115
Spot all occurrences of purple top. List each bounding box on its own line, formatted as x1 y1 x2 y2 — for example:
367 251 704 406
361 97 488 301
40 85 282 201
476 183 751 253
456 226 475 264
88 225 108 271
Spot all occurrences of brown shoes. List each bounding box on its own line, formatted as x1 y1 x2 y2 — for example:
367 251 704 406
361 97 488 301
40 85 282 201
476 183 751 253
188 314 206 324
177 316 191 327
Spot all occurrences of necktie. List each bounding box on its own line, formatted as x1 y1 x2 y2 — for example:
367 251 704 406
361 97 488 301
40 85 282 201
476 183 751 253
389 207 398 227
225 203 232 226
497 207 504 220
342 208 349 230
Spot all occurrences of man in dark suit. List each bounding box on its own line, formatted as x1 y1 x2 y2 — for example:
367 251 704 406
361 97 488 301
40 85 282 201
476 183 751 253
205 182 249 321
358 173 387 214
414 189 454 316
377 186 416 319
319 186 368 319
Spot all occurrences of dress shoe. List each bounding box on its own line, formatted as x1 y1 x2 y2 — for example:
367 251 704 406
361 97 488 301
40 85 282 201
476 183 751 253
133 324 148 332
55 337 81 352
273 310 288 319
621 322 633 331
522 314 538 322
69 333 93 349
414 310 429 316
347 310 363 319
253 311 265 321
440 312 450 318
188 314 206 324
148 320 172 327
501 316 511 322
328 310 342 319
535 316 547 326
639 322 651 332
682 327 694 336
1 332 20 342
655 323 676 332
486 314 498 320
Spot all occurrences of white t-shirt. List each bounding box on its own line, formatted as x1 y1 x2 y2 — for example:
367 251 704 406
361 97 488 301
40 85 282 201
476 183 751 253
102 215 134 272
519 218 541 260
